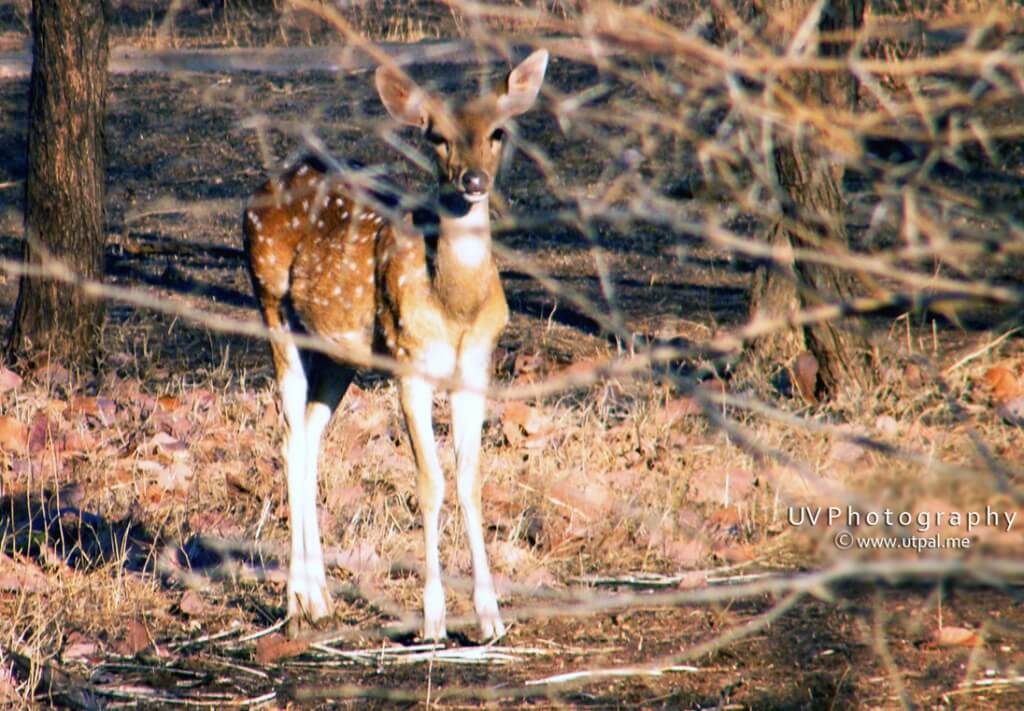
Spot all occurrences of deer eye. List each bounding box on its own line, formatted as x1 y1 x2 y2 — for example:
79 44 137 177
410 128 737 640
425 130 449 149
490 128 505 142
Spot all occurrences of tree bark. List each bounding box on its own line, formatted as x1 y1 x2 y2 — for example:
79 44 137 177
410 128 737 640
743 0 877 398
7 0 109 368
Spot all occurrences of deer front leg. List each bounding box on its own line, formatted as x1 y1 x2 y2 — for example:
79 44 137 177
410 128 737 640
399 374 448 640
452 344 505 639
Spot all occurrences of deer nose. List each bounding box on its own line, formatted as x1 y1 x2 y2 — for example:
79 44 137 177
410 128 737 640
461 170 489 196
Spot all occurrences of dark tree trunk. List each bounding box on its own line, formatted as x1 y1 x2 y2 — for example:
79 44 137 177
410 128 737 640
7 0 109 368
744 223 803 380
743 0 877 398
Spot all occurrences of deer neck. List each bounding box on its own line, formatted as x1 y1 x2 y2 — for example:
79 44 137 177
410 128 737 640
434 198 496 323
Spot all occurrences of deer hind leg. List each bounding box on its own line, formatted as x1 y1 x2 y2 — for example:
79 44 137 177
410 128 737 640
399 372 449 641
292 353 355 630
452 344 504 639
270 332 330 629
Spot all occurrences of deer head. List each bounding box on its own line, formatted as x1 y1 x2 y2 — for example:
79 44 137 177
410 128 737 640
374 49 549 211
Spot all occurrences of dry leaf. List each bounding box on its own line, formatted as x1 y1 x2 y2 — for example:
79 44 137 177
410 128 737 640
35 362 70 387
550 473 612 519
106 351 134 368
62 631 99 663
69 396 99 417
158 461 192 494
555 359 599 381
714 542 757 563
698 379 726 395
117 619 154 656
687 468 756 505
136 459 165 474
830 439 866 464
523 566 557 587
178 590 206 617
984 365 1021 403
500 401 548 444
326 484 363 511
875 415 899 437
676 571 706 589
224 472 253 497
513 352 545 376
28 413 52 454
60 428 94 455
495 540 532 572
793 351 818 403
97 398 117 424
156 395 182 412
144 483 164 505
660 396 702 425
188 510 244 538
664 536 707 567
329 542 383 575
152 411 193 439
605 468 643 493
0 367 23 394
255 633 309 664
0 415 28 454
934 625 980 647
904 363 923 389
706 506 743 530
997 397 1024 427
150 431 188 455
187 389 216 410
0 553 49 593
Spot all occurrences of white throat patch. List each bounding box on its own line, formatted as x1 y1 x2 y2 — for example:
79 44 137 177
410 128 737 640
451 237 488 267
444 202 491 268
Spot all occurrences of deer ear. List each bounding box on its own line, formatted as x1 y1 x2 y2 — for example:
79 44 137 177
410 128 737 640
497 49 549 118
375 64 429 129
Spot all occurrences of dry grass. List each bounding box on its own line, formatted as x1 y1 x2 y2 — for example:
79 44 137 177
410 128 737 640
2 324 1023 703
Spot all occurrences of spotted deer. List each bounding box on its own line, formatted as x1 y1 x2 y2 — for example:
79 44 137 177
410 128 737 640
244 50 549 640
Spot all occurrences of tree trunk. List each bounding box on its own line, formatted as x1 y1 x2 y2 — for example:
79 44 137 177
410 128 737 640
744 224 804 382
7 0 109 369
743 0 877 399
